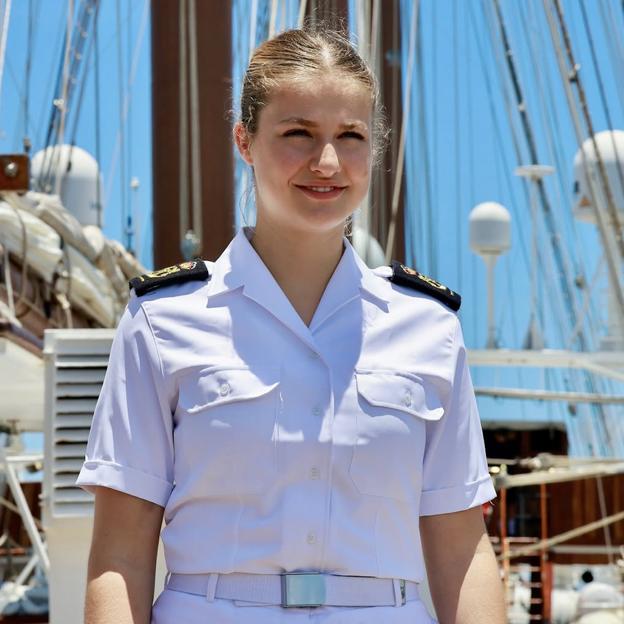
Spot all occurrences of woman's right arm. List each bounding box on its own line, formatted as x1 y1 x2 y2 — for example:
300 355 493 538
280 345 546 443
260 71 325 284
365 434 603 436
85 486 164 624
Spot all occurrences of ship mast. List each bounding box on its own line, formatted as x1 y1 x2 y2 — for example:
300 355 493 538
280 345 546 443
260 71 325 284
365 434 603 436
151 1 234 267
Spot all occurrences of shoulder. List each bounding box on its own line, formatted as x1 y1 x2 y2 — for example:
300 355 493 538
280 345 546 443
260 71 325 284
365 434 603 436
373 261 461 312
128 260 212 298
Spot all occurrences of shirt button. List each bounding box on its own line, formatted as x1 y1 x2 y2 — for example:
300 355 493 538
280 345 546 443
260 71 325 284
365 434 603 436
306 532 317 544
219 382 231 397
312 406 322 417
309 467 320 480
403 391 412 407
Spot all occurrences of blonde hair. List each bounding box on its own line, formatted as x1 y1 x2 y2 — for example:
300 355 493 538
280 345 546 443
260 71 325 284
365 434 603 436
240 27 388 160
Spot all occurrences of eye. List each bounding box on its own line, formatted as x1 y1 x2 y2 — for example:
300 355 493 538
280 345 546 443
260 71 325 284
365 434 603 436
340 131 366 140
283 128 311 137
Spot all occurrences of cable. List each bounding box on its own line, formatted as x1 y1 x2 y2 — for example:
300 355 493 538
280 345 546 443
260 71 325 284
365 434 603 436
384 0 419 263
0 0 12 125
115 0 128 249
23 0 33 153
94 0 102 228
188 0 203 255
579 1 624 217
178 0 189 250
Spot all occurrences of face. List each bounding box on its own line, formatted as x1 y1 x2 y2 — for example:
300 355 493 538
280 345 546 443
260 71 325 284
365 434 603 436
235 73 373 238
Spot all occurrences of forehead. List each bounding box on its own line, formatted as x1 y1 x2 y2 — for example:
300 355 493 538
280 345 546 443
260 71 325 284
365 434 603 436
259 74 373 127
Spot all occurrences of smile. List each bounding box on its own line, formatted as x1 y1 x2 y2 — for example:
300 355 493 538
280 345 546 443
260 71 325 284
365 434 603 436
295 185 347 199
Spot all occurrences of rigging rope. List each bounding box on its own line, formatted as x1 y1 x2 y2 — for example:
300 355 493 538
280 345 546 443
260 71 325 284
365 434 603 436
178 0 189 248
53 0 74 196
94 0 102 228
23 0 33 153
599 0 624 117
384 0 419 263
579 1 624 215
0 0 12 125
492 0 586 352
115 0 128 249
269 0 278 39
102 0 149 224
453 1 461 292
551 0 624 280
414 6 433 274
188 0 203 254
297 0 307 29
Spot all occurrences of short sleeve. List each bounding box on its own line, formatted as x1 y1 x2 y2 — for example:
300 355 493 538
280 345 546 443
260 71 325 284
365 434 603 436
75 295 175 507
419 315 496 516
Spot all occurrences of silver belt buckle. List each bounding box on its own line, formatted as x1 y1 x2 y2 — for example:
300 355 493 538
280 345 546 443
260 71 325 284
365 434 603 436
281 573 326 608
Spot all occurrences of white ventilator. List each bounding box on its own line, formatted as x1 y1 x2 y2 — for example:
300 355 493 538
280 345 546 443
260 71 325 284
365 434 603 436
469 202 511 348
43 329 167 624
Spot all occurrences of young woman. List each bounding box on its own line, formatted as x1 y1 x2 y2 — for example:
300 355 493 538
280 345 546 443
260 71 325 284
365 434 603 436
78 27 506 624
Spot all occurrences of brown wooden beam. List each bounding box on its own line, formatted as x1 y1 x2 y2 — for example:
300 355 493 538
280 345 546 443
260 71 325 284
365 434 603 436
151 1 234 269
373 0 405 264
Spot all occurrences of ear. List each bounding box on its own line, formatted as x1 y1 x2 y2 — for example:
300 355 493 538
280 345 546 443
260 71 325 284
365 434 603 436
233 122 254 166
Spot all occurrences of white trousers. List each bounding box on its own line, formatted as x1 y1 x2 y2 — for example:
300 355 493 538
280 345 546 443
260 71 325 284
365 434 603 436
151 588 438 623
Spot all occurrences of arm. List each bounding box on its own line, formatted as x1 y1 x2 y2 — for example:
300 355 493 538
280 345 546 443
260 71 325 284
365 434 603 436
85 486 164 624
420 505 506 624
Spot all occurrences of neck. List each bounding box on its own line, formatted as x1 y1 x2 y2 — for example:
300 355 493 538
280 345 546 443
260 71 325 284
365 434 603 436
249 219 346 326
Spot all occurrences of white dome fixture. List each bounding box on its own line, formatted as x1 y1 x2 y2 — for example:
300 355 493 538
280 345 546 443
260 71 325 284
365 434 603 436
573 130 624 224
572 130 624 350
31 145 103 227
352 226 386 269
515 165 555 350
469 202 511 348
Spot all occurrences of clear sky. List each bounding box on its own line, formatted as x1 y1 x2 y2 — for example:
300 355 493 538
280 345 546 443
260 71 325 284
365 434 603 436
3 0 624 456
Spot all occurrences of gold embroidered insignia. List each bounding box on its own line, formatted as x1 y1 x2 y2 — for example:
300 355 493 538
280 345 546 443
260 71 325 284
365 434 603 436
389 261 461 311
129 261 208 296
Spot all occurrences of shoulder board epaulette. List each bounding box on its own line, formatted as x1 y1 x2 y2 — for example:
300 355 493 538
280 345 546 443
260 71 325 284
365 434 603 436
389 261 461 311
129 260 209 296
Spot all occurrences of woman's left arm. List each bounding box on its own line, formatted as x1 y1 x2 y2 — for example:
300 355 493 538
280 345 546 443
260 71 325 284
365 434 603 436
420 505 506 624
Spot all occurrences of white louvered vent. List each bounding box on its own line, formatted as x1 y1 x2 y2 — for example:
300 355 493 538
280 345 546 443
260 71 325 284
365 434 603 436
43 329 115 523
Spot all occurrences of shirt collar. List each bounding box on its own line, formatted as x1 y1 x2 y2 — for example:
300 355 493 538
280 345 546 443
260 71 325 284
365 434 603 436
206 227 390 323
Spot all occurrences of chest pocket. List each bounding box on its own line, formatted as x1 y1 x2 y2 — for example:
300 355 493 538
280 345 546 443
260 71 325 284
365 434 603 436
175 366 281 496
349 370 444 502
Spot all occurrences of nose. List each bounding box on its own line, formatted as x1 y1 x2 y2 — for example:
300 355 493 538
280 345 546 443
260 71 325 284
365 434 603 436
311 142 341 176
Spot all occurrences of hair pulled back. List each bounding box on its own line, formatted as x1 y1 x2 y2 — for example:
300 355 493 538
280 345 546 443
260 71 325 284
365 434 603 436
240 27 387 159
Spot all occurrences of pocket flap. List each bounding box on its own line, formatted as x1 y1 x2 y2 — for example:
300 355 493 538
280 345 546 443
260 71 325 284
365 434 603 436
180 366 280 414
355 370 444 421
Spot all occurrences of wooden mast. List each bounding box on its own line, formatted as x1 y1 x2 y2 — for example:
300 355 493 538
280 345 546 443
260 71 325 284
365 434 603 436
375 0 405 264
151 1 234 268
151 1 406 268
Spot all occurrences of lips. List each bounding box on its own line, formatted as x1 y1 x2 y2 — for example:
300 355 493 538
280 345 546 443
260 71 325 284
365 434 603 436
295 184 347 200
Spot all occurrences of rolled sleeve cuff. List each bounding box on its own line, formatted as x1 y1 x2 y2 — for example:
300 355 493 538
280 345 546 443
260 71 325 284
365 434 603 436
76 460 173 508
419 474 496 516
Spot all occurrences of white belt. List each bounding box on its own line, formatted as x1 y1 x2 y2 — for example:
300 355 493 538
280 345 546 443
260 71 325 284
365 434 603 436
166 572 420 608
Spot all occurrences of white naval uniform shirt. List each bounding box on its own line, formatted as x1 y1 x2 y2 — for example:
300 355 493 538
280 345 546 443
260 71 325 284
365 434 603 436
77 227 495 621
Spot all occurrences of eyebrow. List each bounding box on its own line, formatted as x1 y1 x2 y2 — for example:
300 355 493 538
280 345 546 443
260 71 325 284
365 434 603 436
277 117 368 131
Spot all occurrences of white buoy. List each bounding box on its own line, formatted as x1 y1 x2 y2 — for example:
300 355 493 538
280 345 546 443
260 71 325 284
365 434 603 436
469 201 511 348
31 145 103 227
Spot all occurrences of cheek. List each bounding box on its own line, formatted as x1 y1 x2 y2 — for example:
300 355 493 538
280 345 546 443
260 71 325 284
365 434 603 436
256 145 305 185
344 148 372 184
